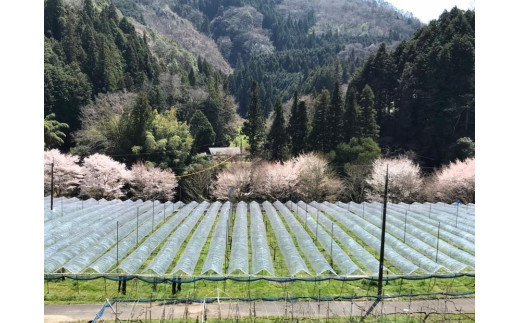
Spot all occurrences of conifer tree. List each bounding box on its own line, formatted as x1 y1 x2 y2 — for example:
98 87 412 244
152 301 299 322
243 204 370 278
189 110 216 153
308 89 330 152
288 91 299 154
294 101 309 154
327 80 344 151
359 85 379 140
44 0 64 39
266 98 289 161
126 92 154 149
343 88 360 141
242 81 266 158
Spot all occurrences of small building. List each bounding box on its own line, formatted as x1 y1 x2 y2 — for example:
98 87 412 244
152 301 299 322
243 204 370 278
208 147 242 160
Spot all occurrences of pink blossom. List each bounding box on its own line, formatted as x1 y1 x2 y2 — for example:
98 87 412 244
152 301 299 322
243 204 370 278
44 149 83 196
80 154 130 199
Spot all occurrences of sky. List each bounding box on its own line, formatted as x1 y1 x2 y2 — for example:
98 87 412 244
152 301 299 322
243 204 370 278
385 0 475 23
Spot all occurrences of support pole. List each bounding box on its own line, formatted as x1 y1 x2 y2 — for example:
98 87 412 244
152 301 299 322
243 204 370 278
50 161 54 210
136 208 139 247
456 205 459 228
116 221 119 268
330 223 334 268
404 210 408 244
152 201 155 232
377 165 389 299
436 221 441 263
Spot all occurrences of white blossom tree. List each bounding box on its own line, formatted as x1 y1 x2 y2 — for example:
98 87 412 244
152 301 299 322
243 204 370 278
428 158 475 203
80 154 130 199
293 153 343 202
367 156 423 203
130 162 178 201
250 161 300 200
212 161 252 200
44 149 83 196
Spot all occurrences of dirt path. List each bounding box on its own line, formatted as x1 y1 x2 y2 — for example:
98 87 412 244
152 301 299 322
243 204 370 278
44 297 474 322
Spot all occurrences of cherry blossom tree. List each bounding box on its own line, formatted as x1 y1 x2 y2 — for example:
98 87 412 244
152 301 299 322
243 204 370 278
428 158 475 203
293 153 343 202
212 161 252 200
250 161 300 200
44 149 83 196
367 156 423 203
129 162 178 201
80 153 130 199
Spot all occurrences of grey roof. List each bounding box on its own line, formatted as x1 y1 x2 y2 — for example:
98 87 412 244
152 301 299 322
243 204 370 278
209 147 241 155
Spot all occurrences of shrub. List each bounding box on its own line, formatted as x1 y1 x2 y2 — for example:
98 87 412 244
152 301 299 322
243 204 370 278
367 156 423 203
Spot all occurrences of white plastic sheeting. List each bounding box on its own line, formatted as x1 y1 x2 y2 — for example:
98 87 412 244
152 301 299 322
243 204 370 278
88 202 184 274
63 202 181 273
117 202 200 274
372 203 474 254
393 203 475 242
300 202 382 275
262 201 310 276
330 202 469 273
273 201 335 275
138 202 203 275
395 203 475 244
296 202 419 275
228 202 249 275
172 202 221 275
286 202 362 275
250 202 275 276
339 202 475 268
45 199 128 249
201 202 231 275
319 202 444 274
44 200 150 273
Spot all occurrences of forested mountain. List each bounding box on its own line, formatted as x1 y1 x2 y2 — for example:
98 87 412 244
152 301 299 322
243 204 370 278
347 8 475 166
44 0 474 191
107 0 422 114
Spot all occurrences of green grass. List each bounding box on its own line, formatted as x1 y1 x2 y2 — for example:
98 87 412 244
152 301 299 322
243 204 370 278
44 276 474 305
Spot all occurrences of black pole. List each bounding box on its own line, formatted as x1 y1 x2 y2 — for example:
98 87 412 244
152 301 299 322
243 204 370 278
377 165 389 298
136 208 139 247
50 161 54 210
331 223 334 268
436 221 441 263
152 200 155 231
116 221 119 268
